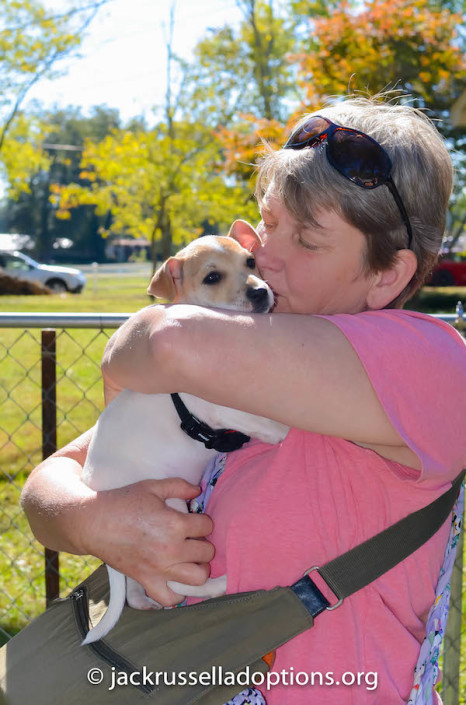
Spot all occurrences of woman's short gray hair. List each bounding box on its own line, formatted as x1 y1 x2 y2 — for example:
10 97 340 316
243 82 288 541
255 97 454 307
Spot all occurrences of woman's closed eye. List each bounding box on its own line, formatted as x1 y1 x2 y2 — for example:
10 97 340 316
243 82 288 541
297 234 319 250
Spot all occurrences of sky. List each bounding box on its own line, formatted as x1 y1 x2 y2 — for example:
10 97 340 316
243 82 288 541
25 0 243 123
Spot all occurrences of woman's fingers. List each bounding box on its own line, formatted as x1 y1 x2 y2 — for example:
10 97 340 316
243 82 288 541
82 477 216 606
179 536 215 564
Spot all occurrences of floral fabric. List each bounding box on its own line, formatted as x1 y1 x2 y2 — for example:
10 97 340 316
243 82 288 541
192 459 464 705
407 482 464 704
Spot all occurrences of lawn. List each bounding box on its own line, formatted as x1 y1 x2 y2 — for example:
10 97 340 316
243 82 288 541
0 267 152 643
0 270 465 698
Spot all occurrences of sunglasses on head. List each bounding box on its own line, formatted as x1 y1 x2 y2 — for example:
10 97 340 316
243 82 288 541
283 116 413 249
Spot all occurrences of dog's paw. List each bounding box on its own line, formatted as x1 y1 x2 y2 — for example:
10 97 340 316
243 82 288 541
126 577 162 610
128 593 162 610
167 574 227 599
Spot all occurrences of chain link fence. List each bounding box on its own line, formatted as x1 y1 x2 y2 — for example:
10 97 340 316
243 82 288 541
0 312 464 702
0 314 122 644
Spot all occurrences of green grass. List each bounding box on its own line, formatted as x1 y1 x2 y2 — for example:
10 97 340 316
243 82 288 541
407 286 466 314
0 274 153 313
0 269 153 645
0 328 104 645
0 273 465 697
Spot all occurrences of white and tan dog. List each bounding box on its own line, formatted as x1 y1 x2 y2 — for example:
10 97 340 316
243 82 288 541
81 221 288 644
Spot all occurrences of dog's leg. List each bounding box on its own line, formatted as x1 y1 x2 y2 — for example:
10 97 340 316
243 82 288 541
126 577 162 610
167 574 227 598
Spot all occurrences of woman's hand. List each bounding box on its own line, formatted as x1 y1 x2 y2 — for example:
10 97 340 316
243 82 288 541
81 477 215 606
21 430 215 607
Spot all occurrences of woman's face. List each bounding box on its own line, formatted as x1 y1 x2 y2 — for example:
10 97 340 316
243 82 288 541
254 191 377 315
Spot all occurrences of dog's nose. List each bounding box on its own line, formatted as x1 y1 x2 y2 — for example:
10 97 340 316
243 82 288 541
247 286 270 312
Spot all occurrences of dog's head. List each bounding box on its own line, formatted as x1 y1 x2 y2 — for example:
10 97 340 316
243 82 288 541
147 220 273 313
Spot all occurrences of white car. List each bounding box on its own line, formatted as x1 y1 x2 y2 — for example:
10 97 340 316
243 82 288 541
0 250 86 293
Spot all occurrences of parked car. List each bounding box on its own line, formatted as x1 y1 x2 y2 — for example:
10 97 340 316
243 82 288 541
428 252 466 287
0 250 86 293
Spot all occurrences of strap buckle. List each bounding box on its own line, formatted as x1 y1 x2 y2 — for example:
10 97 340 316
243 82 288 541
304 566 344 611
180 416 217 448
172 393 250 452
180 417 250 452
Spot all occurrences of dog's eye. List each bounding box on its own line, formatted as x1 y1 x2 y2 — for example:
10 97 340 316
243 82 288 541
202 271 223 285
246 257 256 269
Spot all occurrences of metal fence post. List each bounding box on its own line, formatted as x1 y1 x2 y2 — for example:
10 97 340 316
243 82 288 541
41 329 60 606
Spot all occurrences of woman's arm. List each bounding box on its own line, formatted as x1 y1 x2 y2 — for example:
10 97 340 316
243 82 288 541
21 428 215 606
102 304 407 448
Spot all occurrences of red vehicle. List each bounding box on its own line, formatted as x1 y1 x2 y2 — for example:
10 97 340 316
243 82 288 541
429 252 466 286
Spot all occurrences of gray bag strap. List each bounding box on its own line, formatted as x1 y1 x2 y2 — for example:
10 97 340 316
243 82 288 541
298 470 465 613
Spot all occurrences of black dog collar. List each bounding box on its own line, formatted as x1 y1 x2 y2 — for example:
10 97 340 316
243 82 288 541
171 393 251 453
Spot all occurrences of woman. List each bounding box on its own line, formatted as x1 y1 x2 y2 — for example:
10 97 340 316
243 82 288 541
22 98 466 703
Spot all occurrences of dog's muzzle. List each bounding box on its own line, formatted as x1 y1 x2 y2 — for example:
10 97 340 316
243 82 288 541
247 286 272 313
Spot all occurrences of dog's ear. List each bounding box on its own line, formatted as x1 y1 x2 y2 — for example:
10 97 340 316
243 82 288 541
147 257 183 300
228 220 262 252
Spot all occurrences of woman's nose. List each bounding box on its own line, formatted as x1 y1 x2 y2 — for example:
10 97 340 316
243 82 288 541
255 236 283 273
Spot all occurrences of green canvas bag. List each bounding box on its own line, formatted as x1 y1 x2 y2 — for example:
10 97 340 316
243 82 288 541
0 471 463 705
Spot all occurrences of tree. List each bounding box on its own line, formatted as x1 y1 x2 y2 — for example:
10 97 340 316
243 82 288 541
0 0 110 259
217 0 466 200
54 120 258 267
295 0 466 112
183 0 298 126
52 9 260 269
178 0 302 198
294 0 466 244
0 113 50 201
3 106 122 261
0 0 108 150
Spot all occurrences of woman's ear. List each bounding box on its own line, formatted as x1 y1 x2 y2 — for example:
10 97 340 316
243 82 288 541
366 249 418 310
147 257 182 300
228 220 262 252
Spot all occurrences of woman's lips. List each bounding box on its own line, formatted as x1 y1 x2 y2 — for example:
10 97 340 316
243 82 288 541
262 278 278 298
269 289 289 313
270 290 281 312
260 274 280 308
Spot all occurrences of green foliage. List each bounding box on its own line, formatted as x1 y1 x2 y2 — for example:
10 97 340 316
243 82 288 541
293 0 466 237
2 0 466 261
0 113 50 199
0 0 110 260
56 120 258 264
290 0 357 19
215 0 466 206
185 0 298 125
296 0 466 110
45 105 122 147
0 0 107 148
0 0 79 105
2 106 122 261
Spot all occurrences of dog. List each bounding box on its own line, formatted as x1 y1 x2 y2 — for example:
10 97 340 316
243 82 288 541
81 220 289 644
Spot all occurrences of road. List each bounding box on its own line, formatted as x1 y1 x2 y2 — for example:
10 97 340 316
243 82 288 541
74 262 153 277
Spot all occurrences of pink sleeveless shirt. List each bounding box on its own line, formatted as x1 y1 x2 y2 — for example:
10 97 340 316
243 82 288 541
191 310 466 704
